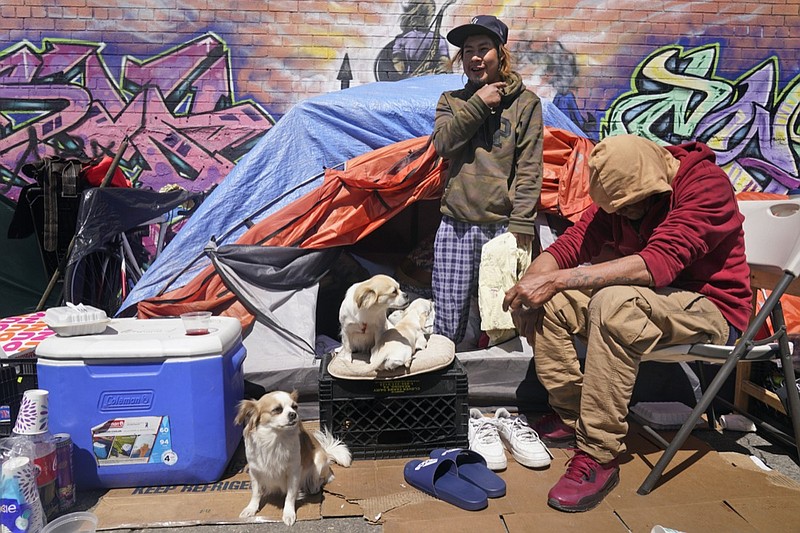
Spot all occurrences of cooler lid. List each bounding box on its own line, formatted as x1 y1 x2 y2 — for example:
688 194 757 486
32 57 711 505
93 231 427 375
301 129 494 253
35 317 242 360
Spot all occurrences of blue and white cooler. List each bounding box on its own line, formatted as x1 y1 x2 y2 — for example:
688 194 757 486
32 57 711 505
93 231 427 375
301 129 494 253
35 316 246 489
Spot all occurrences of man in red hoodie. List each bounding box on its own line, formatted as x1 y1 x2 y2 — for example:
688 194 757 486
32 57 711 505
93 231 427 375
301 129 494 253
503 134 752 512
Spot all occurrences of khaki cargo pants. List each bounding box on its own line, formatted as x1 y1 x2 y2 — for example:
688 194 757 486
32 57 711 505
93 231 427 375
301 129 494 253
534 286 729 464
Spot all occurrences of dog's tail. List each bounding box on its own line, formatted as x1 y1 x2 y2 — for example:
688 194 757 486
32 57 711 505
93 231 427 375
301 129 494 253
314 428 352 468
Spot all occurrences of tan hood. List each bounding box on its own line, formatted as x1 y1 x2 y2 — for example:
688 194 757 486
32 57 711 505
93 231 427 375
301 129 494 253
588 134 680 213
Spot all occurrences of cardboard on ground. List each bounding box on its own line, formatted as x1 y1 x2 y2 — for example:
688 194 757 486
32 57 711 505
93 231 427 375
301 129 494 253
91 423 800 532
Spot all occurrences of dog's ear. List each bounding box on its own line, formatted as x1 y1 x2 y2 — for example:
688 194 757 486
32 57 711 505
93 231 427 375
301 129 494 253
235 399 258 427
290 390 299 403
354 284 378 309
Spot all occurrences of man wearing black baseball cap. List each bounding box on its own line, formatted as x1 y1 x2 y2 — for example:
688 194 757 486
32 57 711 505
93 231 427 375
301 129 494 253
446 15 509 48
429 14 544 358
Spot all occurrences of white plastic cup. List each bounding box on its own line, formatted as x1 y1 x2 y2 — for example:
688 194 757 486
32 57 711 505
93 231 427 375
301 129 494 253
180 311 212 335
2 456 46 533
12 389 50 435
41 511 98 533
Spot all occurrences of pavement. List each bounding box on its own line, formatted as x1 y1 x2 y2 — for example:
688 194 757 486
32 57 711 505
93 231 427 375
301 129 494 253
68 424 799 533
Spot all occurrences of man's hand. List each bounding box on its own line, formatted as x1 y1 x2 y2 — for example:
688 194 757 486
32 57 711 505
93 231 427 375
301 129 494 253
510 306 544 345
503 270 560 313
476 81 506 110
503 267 561 345
503 250 561 312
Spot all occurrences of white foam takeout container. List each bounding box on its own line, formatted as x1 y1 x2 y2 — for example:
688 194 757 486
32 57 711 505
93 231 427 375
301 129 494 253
44 304 109 337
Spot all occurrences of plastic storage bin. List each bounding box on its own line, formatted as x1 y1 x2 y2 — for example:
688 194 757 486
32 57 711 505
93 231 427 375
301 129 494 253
0 357 39 436
35 317 246 489
319 354 468 460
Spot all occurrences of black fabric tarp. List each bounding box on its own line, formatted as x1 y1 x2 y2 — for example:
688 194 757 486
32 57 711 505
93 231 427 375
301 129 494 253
0 195 56 316
203 243 341 397
70 188 200 268
207 243 340 356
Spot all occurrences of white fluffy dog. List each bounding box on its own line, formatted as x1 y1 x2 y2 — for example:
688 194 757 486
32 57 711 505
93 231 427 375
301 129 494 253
236 391 351 526
338 274 409 359
370 298 433 371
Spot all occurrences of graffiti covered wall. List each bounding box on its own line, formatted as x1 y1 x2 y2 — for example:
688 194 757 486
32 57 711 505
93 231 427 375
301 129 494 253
604 44 800 193
1 0 798 198
0 33 272 199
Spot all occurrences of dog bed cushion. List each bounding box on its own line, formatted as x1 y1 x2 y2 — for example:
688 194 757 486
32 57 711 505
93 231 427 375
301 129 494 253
326 334 455 380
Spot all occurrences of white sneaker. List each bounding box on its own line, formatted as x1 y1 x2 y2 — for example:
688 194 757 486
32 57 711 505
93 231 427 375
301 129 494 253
468 408 507 471
494 408 553 468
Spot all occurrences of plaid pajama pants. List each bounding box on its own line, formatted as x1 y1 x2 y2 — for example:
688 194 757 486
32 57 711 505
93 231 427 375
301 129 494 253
432 216 507 344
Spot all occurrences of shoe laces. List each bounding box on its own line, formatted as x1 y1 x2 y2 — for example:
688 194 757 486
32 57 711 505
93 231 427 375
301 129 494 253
564 451 598 483
503 416 541 443
471 419 501 445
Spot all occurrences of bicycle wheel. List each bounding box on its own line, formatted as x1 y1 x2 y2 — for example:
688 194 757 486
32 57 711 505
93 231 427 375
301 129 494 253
63 235 133 316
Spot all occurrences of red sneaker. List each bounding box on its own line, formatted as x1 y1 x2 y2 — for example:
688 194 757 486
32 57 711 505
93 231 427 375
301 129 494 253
532 412 576 443
547 451 620 512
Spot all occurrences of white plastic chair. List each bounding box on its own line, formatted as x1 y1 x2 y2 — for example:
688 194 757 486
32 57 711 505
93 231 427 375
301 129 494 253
638 198 800 495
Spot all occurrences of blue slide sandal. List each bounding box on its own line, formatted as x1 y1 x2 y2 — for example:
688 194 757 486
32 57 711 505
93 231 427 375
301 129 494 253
403 457 489 511
430 448 507 498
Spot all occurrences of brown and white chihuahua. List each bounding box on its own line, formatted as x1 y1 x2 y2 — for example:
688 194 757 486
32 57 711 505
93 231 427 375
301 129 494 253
235 390 351 526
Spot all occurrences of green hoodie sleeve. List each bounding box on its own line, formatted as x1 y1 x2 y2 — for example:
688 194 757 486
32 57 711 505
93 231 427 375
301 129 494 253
432 91 493 158
508 94 543 235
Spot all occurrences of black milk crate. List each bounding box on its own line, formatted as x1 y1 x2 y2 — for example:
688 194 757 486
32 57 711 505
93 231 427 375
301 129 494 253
319 354 469 460
0 357 39 437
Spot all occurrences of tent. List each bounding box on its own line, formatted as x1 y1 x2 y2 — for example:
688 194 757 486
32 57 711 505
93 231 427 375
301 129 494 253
128 75 698 409
138 132 595 325
121 74 586 313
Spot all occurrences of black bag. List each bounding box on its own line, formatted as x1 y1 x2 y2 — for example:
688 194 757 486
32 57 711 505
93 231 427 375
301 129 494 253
8 157 88 280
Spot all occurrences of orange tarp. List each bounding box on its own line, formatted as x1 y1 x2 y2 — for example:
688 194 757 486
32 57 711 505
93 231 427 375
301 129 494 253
138 128 593 326
539 127 594 223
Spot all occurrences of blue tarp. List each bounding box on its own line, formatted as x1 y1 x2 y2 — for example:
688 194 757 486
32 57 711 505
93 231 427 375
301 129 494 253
121 74 584 313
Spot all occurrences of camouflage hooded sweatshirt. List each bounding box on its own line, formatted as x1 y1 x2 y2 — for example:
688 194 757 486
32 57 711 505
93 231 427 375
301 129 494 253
432 72 543 235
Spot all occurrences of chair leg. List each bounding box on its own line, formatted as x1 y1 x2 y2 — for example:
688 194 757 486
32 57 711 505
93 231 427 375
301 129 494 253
782 370 800 460
694 362 716 430
638 347 745 495
639 273 797 495
772 309 800 459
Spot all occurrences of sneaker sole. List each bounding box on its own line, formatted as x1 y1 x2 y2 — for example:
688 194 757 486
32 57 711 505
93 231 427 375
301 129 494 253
547 469 620 512
469 447 507 470
484 458 508 471
511 451 551 469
